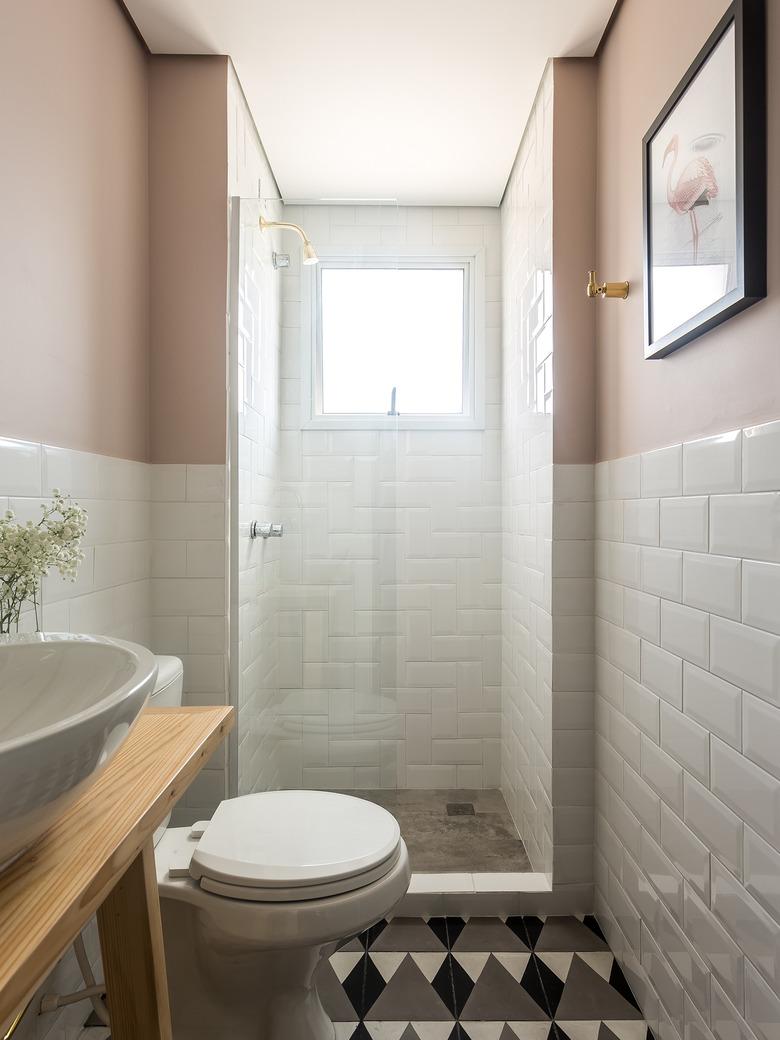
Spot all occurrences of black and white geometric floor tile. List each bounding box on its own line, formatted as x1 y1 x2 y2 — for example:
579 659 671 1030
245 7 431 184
316 915 654 1040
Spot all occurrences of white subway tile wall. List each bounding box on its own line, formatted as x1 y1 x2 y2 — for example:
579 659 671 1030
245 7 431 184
595 418 780 1040
150 461 227 822
264 200 502 791
0 436 151 641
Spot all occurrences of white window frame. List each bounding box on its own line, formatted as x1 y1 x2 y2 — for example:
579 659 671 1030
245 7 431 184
301 245 485 431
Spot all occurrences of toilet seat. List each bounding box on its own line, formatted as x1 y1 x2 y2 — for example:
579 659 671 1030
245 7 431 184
199 843 403 902
187 790 402 902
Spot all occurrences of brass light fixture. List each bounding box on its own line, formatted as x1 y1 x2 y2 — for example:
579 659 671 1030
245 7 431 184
259 216 319 265
587 270 629 300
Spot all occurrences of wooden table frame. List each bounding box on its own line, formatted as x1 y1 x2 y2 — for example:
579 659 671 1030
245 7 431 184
0 706 234 1038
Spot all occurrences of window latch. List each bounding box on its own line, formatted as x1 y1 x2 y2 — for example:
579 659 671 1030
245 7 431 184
387 386 400 416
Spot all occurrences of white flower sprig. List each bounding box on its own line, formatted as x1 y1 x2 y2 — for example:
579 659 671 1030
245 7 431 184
0 490 88 635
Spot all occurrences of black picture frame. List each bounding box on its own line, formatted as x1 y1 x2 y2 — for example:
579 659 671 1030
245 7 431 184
642 0 766 359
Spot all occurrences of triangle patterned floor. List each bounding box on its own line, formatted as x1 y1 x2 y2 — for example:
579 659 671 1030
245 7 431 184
318 915 655 1040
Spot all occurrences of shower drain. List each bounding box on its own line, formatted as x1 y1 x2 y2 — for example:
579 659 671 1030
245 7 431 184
446 802 475 816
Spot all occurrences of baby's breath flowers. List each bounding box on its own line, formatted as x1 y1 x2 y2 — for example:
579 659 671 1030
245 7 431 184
0 490 88 634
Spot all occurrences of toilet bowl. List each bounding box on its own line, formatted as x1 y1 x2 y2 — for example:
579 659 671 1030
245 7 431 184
148 658 411 1040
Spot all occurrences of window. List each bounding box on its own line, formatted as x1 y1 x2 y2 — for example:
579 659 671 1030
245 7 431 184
304 250 484 430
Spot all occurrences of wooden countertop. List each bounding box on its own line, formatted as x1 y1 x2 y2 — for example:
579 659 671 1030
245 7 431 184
0 705 233 1025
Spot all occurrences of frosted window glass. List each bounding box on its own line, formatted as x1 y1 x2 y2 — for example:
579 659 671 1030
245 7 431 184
320 267 465 415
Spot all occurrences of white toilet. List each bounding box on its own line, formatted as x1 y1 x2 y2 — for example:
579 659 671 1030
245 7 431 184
148 656 411 1040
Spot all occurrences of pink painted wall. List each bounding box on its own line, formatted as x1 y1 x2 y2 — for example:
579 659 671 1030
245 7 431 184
595 0 780 461
149 56 229 465
0 0 150 461
553 58 598 465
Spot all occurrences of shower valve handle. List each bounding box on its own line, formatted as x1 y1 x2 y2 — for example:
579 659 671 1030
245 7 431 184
250 521 284 540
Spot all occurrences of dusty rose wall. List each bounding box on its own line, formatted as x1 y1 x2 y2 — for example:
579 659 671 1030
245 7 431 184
595 0 780 461
149 56 229 465
553 58 597 464
0 0 150 461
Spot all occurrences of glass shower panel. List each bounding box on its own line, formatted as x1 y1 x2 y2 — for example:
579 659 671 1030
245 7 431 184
271 202 404 793
228 198 529 875
373 414 404 791
229 196 285 798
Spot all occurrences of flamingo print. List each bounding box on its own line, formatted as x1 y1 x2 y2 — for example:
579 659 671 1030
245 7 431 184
663 133 719 263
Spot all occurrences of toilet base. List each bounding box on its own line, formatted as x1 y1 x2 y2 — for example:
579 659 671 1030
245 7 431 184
253 946 338 1040
162 897 339 1040
155 831 410 1040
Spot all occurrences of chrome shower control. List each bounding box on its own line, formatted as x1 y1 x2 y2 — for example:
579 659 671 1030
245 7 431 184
250 521 284 540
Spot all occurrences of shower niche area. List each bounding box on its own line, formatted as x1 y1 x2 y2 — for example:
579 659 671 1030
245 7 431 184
228 196 535 879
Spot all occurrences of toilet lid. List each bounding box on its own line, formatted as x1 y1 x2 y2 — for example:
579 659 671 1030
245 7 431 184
189 791 401 894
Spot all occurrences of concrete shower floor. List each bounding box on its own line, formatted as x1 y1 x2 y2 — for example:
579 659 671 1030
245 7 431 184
342 789 531 873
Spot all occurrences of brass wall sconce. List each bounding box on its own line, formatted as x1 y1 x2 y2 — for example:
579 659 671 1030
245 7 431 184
587 270 629 300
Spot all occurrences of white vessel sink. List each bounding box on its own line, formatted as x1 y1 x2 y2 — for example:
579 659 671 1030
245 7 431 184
0 633 157 871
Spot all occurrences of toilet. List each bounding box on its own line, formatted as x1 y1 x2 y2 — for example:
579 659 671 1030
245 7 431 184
148 656 411 1040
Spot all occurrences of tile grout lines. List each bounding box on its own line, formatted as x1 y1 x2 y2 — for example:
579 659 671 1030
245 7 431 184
324 914 653 1040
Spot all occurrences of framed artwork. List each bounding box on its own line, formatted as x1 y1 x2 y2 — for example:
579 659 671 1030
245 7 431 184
642 0 766 359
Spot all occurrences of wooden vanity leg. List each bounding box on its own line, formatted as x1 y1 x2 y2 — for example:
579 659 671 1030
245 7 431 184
97 839 172 1040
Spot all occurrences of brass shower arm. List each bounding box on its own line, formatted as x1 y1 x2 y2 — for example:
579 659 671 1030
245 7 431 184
259 217 308 242
259 217 319 265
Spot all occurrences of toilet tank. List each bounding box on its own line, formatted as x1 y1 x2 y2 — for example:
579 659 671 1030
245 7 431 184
151 655 184 708
151 656 184 845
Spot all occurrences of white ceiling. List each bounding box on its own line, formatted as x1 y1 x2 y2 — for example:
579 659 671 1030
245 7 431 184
126 0 616 206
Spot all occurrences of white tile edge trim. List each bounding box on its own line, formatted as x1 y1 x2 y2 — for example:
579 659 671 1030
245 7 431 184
408 871 551 894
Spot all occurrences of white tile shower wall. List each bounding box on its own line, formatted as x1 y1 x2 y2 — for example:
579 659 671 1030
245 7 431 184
273 202 502 790
594 419 780 1040
228 65 285 799
499 64 558 877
